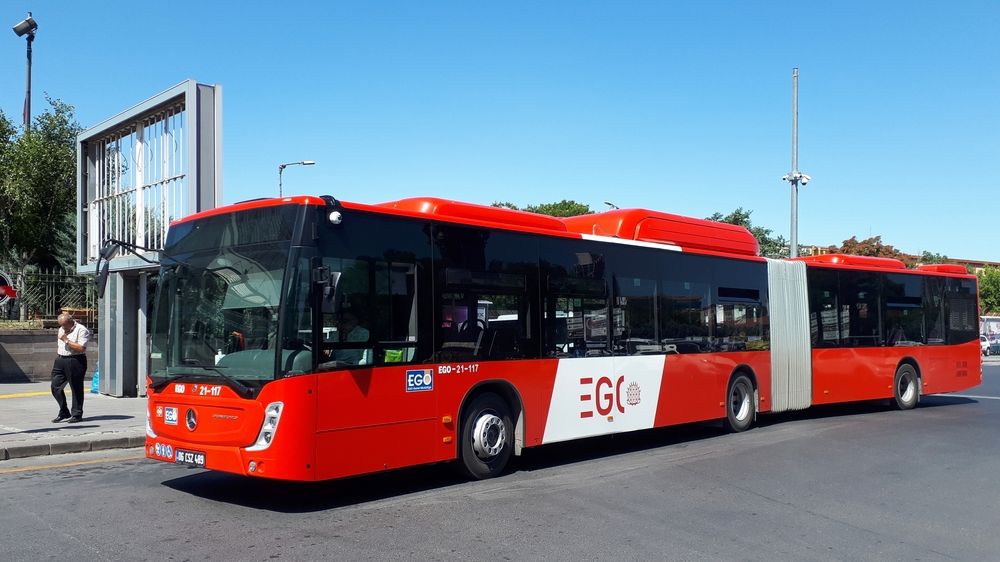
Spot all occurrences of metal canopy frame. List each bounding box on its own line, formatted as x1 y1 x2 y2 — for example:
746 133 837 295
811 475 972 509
76 79 222 273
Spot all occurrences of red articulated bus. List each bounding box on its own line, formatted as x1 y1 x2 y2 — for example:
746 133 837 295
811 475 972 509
144 195 981 481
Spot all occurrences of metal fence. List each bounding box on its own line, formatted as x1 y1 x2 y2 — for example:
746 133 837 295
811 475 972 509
0 266 97 330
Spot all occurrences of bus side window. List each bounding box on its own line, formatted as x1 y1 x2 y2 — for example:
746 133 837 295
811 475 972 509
945 278 978 344
839 270 881 347
807 268 840 347
432 224 538 362
883 273 924 346
319 258 374 367
544 279 609 358
613 276 659 355
924 277 945 344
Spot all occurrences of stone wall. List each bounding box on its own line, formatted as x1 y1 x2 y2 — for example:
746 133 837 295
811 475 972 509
0 330 99 382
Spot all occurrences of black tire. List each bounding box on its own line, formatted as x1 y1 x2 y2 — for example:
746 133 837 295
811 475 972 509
986 347 991 357
723 374 755 432
459 392 514 480
893 364 919 410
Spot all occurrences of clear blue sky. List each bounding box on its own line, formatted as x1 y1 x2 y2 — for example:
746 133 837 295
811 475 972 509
2 1 998 260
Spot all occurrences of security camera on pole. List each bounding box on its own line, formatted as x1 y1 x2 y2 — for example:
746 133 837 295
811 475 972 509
12 12 38 131
782 68 811 259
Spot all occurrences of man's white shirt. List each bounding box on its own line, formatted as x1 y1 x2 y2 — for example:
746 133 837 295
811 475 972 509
57 322 91 356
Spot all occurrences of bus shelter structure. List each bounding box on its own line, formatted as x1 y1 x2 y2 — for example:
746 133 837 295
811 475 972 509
75 80 222 397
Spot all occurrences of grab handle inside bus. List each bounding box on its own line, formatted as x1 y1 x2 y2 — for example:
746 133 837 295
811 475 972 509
311 266 337 313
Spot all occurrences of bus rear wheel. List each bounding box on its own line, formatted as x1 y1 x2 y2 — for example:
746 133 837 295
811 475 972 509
893 364 919 410
723 374 755 433
459 392 514 480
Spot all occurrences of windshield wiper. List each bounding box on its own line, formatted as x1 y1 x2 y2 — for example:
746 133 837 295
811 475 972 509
151 366 254 398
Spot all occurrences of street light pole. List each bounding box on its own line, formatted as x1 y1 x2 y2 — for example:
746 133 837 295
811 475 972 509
277 160 316 197
12 13 38 132
24 28 32 130
782 68 811 258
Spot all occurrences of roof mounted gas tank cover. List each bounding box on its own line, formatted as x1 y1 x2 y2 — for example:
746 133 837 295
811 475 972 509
916 263 969 275
377 197 568 233
561 209 759 256
793 254 907 269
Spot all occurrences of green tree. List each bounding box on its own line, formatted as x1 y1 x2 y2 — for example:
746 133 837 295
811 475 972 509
838 235 915 267
491 199 592 217
979 266 1000 315
0 97 82 270
918 250 948 264
707 208 789 259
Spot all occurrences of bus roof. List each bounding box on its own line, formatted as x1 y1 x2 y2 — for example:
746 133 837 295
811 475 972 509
370 197 759 257
793 254 974 278
174 196 970 277
172 195 326 225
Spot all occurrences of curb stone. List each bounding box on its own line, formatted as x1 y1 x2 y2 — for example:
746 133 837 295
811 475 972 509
0 433 146 462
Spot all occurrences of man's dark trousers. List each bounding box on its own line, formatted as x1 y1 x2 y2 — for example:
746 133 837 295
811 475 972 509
52 355 86 418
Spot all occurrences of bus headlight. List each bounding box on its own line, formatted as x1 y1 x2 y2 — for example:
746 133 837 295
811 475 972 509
146 405 157 438
246 402 283 451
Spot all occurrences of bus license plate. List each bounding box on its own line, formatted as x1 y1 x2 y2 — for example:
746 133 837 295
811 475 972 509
174 449 206 467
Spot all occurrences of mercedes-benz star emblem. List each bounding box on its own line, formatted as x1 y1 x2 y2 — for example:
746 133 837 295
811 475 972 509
185 408 197 431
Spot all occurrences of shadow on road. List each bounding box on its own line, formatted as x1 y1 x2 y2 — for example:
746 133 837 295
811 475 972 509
755 394 976 428
160 396 977 512
78 414 135 422
0 424 100 436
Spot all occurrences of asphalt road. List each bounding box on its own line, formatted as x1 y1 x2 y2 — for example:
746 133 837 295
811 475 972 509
2 364 999 561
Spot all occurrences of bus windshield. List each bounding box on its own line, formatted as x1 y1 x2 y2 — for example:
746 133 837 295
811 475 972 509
149 244 292 388
148 204 309 392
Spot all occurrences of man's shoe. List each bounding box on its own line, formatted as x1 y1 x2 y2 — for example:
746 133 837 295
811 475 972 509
52 414 70 423
66 416 83 423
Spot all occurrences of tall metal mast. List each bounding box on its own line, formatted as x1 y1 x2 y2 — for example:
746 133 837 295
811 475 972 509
782 67 811 258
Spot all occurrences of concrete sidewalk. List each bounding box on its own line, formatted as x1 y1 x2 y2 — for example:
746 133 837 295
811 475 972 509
0 382 145 460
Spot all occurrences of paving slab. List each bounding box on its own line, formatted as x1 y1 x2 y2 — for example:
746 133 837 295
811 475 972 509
0 382 146 461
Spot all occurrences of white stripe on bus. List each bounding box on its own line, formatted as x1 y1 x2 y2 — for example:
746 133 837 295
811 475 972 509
580 233 681 252
542 355 666 445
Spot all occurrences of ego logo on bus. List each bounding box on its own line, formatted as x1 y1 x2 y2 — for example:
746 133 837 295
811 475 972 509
579 376 641 419
406 369 434 392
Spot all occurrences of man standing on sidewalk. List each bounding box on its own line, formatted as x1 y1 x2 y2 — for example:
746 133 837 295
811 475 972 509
52 313 90 423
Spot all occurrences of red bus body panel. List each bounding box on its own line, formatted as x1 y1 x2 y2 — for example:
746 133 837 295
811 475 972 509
812 341 980 404
145 197 983 482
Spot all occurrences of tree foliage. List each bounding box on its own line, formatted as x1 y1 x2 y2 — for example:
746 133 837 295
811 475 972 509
979 266 1000 315
918 250 948 264
836 235 915 267
491 199 593 217
707 207 789 259
0 97 82 269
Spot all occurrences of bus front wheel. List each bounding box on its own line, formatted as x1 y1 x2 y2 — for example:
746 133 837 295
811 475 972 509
459 392 514 480
723 374 755 433
893 364 919 410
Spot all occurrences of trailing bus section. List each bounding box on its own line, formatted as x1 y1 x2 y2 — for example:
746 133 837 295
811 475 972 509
133 195 981 481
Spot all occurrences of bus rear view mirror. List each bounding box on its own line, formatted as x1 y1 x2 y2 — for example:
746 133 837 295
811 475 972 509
96 260 111 299
95 242 118 299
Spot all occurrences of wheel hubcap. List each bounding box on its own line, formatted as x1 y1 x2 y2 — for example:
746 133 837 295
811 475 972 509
472 413 506 459
899 374 915 403
731 383 751 422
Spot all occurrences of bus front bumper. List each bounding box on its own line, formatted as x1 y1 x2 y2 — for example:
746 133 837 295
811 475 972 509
144 436 314 481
